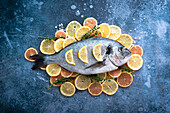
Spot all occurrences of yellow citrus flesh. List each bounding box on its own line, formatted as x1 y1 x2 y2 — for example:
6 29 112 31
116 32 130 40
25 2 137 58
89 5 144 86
46 64 61 76
65 49 75 65
99 23 111 38
127 54 143 70
117 72 133 87
63 37 76 48
40 39 56 55
108 25 122 40
66 21 82 38
54 38 65 52
116 34 133 49
93 44 103 61
55 30 67 38
71 72 79 78
60 82 76 97
97 73 107 83
24 47 38 62
108 69 122 78
130 45 143 56
78 46 88 64
40 65 47 70
83 17 98 29
75 26 91 41
88 83 103 96
102 79 118 95
75 75 91 90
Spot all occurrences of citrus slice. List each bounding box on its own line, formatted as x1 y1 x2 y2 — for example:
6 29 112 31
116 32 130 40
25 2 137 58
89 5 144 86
54 38 65 52
83 17 98 29
88 83 103 96
65 49 75 65
116 34 133 49
55 30 67 38
63 37 76 48
108 25 122 40
117 72 133 87
127 54 143 70
24 47 38 62
50 74 62 87
93 44 103 61
60 82 76 97
102 79 118 95
97 73 107 83
108 69 122 78
130 45 143 56
40 65 47 70
90 29 103 37
61 68 73 78
66 21 82 38
99 23 111 38
71 72 79 78
78 46 88 64
75 26 91 41
40 39 56 54
75 75 91 90
46 64 61 76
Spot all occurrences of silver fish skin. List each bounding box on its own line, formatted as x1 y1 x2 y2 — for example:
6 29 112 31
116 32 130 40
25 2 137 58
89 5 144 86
32 37 131 75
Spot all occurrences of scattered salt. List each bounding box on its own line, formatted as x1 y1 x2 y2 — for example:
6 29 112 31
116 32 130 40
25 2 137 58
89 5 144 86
134 28 136 31
81 15 84 18
89 5 93 8
130 30 132 32
133 18 135 21
84 3 86 5
75 10 80 16
55 26 58 28
71 5 76 10
138 37 141 40
134 37 137 39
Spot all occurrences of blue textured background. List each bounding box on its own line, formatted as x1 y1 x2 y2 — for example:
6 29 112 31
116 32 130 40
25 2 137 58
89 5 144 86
0 0 169 113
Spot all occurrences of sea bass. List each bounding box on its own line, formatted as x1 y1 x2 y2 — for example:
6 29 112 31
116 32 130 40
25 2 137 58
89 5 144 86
32 37 131 75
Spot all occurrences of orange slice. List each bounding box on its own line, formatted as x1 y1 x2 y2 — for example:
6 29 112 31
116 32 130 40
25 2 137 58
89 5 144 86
83 17 98 29
117 72 133 87
127 54 143 70
108 69 122 78
130 45 143 56
24 47 38 62
55 30 67 38
88 83 103 96
61 68 73 78
46 64 61 76
50 74 62 87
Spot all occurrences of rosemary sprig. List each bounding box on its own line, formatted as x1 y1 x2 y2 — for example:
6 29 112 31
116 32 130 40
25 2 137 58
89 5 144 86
82 25 101 39
38 36 64 40
119 66 135 73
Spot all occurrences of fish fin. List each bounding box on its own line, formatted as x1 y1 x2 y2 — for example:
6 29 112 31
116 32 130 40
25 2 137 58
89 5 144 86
30 54 46 70
85 62 105 69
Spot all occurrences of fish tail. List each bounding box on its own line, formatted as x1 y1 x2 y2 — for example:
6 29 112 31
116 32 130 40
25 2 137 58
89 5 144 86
30 54 46 70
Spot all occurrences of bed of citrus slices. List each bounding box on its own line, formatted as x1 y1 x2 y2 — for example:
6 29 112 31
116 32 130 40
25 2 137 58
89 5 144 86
24 17 144 97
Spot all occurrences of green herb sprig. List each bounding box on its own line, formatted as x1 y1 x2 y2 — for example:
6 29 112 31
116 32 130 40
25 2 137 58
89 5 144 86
88 76 111 84
38 36 64 40
119 66 135 73
82 26 101 39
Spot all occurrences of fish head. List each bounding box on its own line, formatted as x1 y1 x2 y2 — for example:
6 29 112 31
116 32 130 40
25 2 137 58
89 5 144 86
109 46 131 66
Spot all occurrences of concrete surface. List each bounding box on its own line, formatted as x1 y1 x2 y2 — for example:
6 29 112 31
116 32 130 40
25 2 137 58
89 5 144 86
0 0 169 113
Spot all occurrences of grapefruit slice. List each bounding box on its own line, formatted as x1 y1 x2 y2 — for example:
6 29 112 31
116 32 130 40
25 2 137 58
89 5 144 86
24 47 38 62
61 68 73 78
55 30 66 38
83 17 98 29
50 74 62 87
130 45 143 56
88 83 103 96
108 69 121 78
117 72 133 87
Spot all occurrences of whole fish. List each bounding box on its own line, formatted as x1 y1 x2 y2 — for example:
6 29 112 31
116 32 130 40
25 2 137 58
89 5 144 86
31 37 131 75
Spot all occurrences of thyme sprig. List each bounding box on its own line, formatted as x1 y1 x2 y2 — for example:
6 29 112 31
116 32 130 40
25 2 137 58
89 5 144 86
82 25 101 39
88 75 111 84
119 66 135 73
38 36 64 40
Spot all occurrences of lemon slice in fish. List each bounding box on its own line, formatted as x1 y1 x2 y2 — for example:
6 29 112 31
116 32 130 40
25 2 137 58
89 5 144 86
46 64 61 76
63 37 76 48
93 44 103 61
65 49 75 65
116 34 133 49
108 25 122 40
102 79 118 95
54 38 65 52
40 39 56 55
75 26 91 41
75 75 91 90
78 46 88 64
66 21 82 38
60 82 76 97
99 23 111 38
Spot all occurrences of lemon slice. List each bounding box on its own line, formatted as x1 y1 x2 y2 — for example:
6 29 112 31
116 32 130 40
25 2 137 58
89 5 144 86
71 72 79 78
65 49 75 65
66 21 82 38
93 44 103 61
108 25 122 40
127 54 143 70
60 82 76 97
102 79 118 95
78 46 88 64
83 17 98 29
99 23 111 38
74 75 91 90
75 26 91 41
46 64 61 76
63 37 76 48
116 34 133 49
54 38 65 52
40 39 56 55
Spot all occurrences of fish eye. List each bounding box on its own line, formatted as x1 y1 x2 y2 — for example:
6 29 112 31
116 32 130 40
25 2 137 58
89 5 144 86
118 47 123 52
